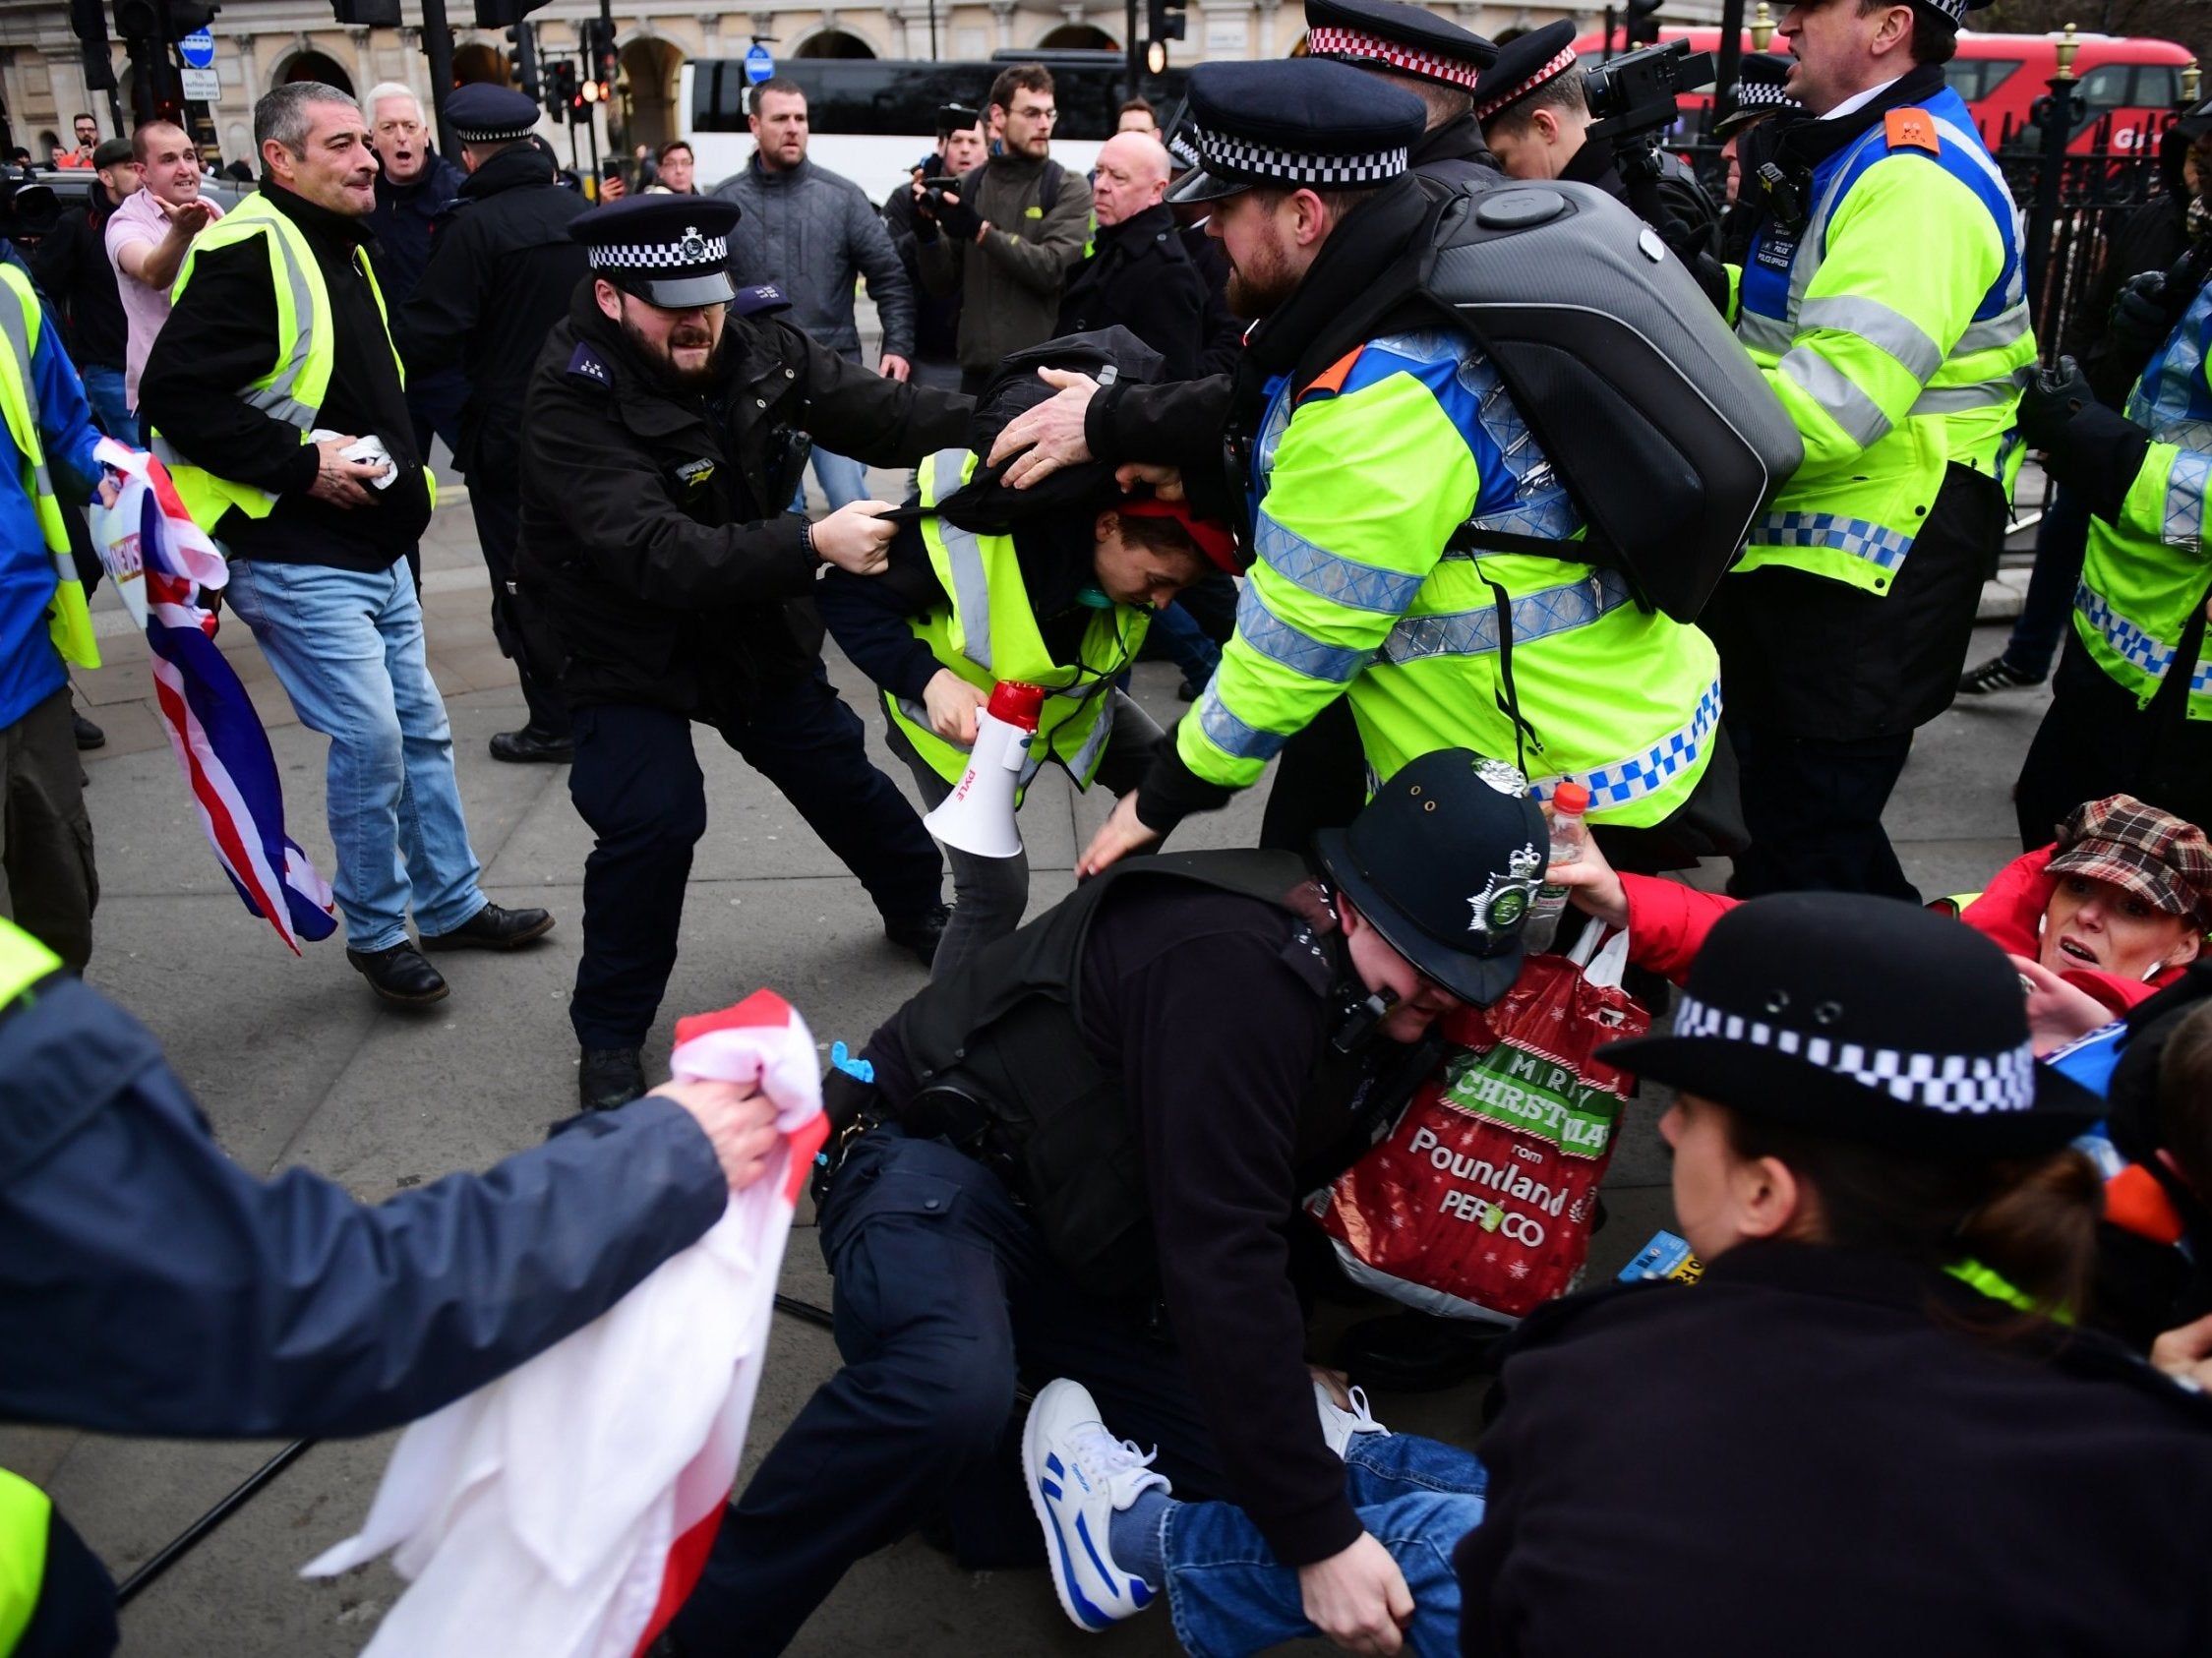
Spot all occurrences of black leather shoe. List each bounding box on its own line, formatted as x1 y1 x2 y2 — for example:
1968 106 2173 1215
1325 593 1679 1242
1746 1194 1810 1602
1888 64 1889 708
579 1046 646 1112
347 943 450 1006
489 724 574 764
420 903 556 952
73 712 105 750
1334 1311 1510 1393
883 903 951 969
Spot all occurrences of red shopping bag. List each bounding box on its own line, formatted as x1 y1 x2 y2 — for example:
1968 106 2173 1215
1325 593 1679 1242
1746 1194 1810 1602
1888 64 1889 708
1309 926 1648 1322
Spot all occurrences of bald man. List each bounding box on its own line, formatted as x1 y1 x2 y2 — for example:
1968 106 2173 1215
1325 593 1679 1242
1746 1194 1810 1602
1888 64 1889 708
1057 131 1238 380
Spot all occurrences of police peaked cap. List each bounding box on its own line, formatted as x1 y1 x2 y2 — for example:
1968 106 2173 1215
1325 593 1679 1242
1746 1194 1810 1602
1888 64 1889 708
570 195 743 309
446 83 542 145
1303 0 1498 92
1472 21 1580 125
1714 53 1803 139
1910 0 1997 28
1598 893 2104 1156
1166 58 1425 205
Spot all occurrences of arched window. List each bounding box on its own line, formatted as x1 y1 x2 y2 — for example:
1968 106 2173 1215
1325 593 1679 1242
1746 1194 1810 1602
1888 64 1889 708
793 30 876 59
278 50 354 96
1039 24 1118 50
450 42 507 87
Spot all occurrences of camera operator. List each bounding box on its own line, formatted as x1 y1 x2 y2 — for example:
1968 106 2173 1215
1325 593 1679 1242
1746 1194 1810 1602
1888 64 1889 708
1472 23 1716 236
884 104 986 394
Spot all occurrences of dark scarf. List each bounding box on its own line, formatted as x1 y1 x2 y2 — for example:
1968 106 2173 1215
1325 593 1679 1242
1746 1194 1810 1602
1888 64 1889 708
1748 63 1947 231
1411 114 1500 172
1238 174 1437 396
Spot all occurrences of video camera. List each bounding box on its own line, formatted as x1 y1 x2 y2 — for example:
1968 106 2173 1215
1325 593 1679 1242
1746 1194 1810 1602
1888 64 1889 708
1584 38 1715 146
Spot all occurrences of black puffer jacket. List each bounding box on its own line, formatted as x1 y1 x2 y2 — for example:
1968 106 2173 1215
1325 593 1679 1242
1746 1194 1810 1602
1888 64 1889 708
1056 204 1242 382
516 284 969 715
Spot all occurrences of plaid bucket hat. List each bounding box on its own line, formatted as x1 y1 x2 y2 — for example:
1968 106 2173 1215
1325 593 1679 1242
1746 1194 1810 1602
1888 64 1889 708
2048 795 2212 931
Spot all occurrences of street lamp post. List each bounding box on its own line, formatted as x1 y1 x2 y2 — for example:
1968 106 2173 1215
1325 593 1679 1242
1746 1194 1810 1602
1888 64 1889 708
2024 22 2082 339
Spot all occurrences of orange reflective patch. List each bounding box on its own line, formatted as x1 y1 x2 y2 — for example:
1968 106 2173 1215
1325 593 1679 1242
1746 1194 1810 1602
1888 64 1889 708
2106 1162 2187 1246
1884 108 1941 154
1300 347 1364 401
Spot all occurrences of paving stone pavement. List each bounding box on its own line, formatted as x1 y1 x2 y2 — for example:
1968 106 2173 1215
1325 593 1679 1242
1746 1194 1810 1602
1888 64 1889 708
11 478 2059 1656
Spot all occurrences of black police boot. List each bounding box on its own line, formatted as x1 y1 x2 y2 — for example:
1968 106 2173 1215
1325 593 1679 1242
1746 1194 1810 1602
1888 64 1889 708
73 711 106 750
346 942 450 1007
1334 1311 1511 1393
489 724 574 764
579 1046 646 1112
883 903 951 969
419 902 557 952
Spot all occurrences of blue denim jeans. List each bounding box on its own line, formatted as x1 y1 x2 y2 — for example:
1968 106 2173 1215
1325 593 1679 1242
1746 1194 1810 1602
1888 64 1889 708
790 445 871 512
223 558 486 952
79 364 133 442
1163 1433 1486 1658
1149 599 1222 688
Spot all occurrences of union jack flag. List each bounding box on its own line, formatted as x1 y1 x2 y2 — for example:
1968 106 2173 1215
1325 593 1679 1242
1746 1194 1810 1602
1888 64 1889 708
94 439 336 955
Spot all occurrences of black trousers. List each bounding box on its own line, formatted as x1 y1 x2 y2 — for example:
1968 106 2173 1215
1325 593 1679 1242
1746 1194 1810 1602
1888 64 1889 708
2014 606 2212 848
565 672 944 1049
467 475 573 739
1723 722 1920 901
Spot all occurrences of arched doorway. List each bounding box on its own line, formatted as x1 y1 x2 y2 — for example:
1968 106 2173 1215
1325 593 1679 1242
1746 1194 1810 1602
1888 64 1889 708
450 42 507 87
622 37 684 152
279 50 354 96
1040 24 1117 49
793 30 876 58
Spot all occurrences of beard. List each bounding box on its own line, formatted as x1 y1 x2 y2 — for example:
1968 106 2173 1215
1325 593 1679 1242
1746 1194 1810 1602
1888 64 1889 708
619 307 728 391
1225 230 1299 320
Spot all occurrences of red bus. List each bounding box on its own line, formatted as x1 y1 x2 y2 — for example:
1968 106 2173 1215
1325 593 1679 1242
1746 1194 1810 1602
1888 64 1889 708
1568 29 2193 154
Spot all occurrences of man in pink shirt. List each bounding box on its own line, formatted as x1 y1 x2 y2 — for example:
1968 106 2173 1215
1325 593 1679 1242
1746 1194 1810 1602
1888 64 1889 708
104 120 222 422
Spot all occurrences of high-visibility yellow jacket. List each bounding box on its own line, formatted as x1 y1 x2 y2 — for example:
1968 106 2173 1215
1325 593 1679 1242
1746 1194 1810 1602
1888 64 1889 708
1176 328 1722 827
0 265 97 673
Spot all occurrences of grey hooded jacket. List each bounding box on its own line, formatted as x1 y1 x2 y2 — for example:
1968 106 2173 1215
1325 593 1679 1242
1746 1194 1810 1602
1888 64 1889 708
711 154 917 360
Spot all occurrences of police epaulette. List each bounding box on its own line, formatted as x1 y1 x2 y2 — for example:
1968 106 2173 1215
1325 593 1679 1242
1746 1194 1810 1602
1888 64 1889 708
566 341 614 388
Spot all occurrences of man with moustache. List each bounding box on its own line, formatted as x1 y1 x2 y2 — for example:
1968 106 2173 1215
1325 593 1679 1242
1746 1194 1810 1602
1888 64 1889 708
518 197 968 1112
140 83 553 1009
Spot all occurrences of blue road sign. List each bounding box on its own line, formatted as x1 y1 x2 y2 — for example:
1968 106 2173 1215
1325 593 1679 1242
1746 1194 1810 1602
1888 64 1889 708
745 41 775 84
179 29 215 69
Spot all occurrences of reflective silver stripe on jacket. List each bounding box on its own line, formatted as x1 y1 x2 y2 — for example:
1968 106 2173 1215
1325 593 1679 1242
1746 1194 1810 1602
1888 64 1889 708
1376 567 1633 666
925 446 994 672
247 214 322 430
1779 346 1892 446
1797 295 1943 381
0 283 54 503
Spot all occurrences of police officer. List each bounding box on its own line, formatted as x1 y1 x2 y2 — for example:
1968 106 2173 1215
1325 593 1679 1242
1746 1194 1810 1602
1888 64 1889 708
398 83 589 764
665 747 1549 1655
2012 332 2212 838
0 915 781 1650
985 60 1732 886
1303 0 1501 189
1701 0 2032 899
1472 21 1717 234
519 197 967 1112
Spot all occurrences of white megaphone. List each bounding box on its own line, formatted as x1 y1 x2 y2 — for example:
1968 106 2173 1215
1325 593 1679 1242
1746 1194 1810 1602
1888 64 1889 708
924 681 1046 860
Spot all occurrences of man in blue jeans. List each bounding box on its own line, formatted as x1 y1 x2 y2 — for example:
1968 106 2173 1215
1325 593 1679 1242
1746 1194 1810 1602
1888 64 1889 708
140 82 552 1006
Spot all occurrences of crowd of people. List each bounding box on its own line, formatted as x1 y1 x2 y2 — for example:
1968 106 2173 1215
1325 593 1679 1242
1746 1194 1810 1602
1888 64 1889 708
6 0 2212 1651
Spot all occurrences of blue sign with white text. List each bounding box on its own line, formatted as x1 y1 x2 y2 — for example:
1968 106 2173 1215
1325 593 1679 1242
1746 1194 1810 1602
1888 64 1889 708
745 42 775 84
179 29 216 69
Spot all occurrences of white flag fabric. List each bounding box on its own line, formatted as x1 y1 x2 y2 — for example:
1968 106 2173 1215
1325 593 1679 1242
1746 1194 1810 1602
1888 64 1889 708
302 989 829 1657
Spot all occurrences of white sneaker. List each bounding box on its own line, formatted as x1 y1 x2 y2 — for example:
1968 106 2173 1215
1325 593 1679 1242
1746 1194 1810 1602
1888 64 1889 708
1023 1378 1171 1631
1315 1381 1391 1459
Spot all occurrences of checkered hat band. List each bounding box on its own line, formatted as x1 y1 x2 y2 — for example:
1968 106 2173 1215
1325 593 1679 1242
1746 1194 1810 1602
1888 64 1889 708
588 234 731 271
1474 46 1580 121
1671 991 2039 1115
1307 25 1484 91
453 122 538 143
1190 124 1407 187
1919 0 1969 22
1737 82 1800 112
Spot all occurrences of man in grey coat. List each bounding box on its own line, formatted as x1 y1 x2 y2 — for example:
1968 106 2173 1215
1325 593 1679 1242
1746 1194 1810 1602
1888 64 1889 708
713 78 918 509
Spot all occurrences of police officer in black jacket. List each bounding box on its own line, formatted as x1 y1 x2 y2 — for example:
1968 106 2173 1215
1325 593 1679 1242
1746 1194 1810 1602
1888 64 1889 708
665 749 1549 1655
397 84 587 763
519 196 968 1112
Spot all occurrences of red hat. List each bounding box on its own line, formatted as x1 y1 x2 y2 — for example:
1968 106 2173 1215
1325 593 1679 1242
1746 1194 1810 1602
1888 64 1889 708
1115 495 1241 574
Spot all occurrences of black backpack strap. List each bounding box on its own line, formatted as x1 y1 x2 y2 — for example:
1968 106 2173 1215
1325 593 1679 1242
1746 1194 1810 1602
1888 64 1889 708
1039 158 1062 216
1479 573 1541 780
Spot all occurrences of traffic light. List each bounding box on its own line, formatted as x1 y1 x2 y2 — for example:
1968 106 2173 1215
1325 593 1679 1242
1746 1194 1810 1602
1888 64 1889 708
546 58 578 123
586 18 620 95
1624 0 1664 47
1145 0 1186 45
111 0 219 40
506 24 540 100
331 0 402 25
71 0 117 91
473 0 550 25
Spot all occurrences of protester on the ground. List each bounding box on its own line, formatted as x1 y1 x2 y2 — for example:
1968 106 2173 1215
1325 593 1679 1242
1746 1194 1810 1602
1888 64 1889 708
883 105 986 393
646 137 698 195
0 914 784 1650
363 82 468 465
915 63 1093 393
987 60 1736 894
1702 0 2030 902
711 78 918 510
396 83 588 765
1473 22 1715 230
1305 0 1501 190
28 138 137 440
104 119 222 421
1457 892 2212 1658
516 195 967 1113
140 83 555 1009
52 113 101 170
817 436 1231 977
664 750 1549 1656
0 258 108 972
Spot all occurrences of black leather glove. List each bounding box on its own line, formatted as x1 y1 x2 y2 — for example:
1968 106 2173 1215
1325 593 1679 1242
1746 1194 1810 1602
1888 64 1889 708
2108 270 2176 367
933 189 983 243
1659 216 1730 317
2022 354 2152 524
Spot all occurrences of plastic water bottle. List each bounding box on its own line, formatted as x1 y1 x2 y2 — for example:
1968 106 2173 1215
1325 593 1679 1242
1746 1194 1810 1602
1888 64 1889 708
1521 782 1591 955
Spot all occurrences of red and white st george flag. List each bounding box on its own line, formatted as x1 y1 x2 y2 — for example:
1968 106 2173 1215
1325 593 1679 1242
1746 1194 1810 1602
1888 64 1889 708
302 989 830 1656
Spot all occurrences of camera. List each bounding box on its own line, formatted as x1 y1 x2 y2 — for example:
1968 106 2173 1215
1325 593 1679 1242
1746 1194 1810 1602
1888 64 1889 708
1584 38 1716 144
